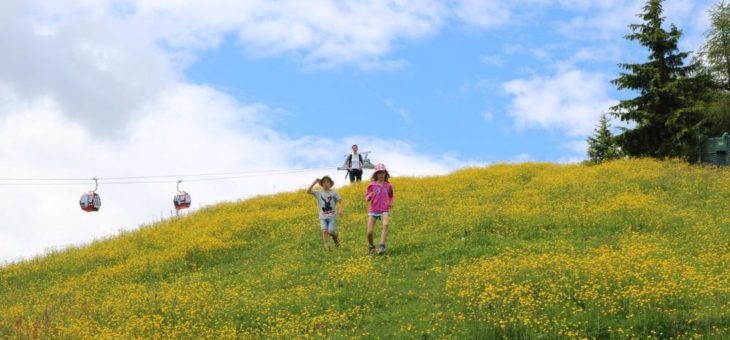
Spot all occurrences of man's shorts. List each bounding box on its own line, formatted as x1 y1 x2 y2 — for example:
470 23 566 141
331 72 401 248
320 217 337 233
368 212 389 220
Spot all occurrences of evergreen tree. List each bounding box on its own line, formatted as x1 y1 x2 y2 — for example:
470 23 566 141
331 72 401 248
697 1 730 136
587 114 621 164
698 1 730 90
703 91 730 135
610 0 713 161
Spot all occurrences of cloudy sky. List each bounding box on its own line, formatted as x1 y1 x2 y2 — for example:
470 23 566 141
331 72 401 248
0 0 715 262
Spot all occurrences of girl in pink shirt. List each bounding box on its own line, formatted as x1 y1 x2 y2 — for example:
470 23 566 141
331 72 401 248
365 163 394 255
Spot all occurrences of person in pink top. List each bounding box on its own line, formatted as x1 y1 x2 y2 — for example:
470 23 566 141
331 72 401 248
365 163 394 255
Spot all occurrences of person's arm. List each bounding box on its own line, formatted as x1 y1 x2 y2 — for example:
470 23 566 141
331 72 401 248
388 184 394 208
307 178 320 195
365 184 374 201
337 194 345 217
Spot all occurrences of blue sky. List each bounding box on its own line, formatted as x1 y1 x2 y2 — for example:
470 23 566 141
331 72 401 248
185 30 572 161
180 0 710 163
0 0 717 261
188 31 525 160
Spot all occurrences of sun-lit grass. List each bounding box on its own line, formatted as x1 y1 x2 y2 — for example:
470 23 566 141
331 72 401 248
1 159 728 338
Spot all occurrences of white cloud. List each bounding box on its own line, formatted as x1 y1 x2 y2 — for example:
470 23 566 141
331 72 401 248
384 98 414 123
0 3 175 134
450 0 713 50
342 137 462 177
453 0 613 31
561 139 588 154
237 1 446 67
479 54 505 66
555 1 643 40
557 155 586 164
453 0 513 28
504 44 526 55
0 85 465 263
680 1 713 52
0 0 474 263
357 59 409 72
556 45 624 69
0 0 449 137
503 69 617 137
458 79 497 94
556 0 713 44
8 0 450 70
510 153 533 163
558 139 588 163
495 43 625 73
531 48 549 59
482 111 494 121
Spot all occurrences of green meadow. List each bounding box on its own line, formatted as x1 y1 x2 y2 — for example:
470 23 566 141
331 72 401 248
1 159 728 339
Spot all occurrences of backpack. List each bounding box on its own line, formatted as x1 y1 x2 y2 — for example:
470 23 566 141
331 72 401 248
346 154 364 169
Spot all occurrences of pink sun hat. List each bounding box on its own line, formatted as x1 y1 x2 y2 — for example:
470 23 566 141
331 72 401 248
374 163 387 172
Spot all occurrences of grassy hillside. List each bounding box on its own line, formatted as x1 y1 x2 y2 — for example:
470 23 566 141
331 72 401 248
1 159 729 339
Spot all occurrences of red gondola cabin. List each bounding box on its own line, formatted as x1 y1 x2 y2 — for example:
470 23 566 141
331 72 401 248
174 191 191 210
80 192 101 212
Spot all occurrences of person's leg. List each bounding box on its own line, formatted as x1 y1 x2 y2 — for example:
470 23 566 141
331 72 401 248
355 169 362 182
379 213 390 247
349 171 356 183
367 216 376 247
330 218 340 247
320 219 330 250
322 230 330 250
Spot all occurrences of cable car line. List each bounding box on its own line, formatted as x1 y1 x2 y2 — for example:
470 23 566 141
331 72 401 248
0 166 332 187
0 177 90 181
2 152 378 212
0 182 92 187
97 169 326 185
98 167 331 180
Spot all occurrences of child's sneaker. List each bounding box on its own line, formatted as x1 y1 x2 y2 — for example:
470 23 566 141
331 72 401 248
377 244 386 255
368 245 375 255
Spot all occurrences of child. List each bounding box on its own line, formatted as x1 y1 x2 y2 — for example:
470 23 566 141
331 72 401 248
308 176 344 251
365 163 394 255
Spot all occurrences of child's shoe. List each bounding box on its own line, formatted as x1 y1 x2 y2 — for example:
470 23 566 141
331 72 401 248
368 245 375 255
377 244 386 255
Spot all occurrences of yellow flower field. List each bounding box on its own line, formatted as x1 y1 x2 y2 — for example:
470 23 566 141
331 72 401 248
0 159 728 338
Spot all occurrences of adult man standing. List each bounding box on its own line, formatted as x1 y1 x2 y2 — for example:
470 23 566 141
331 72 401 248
345 144 364 183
